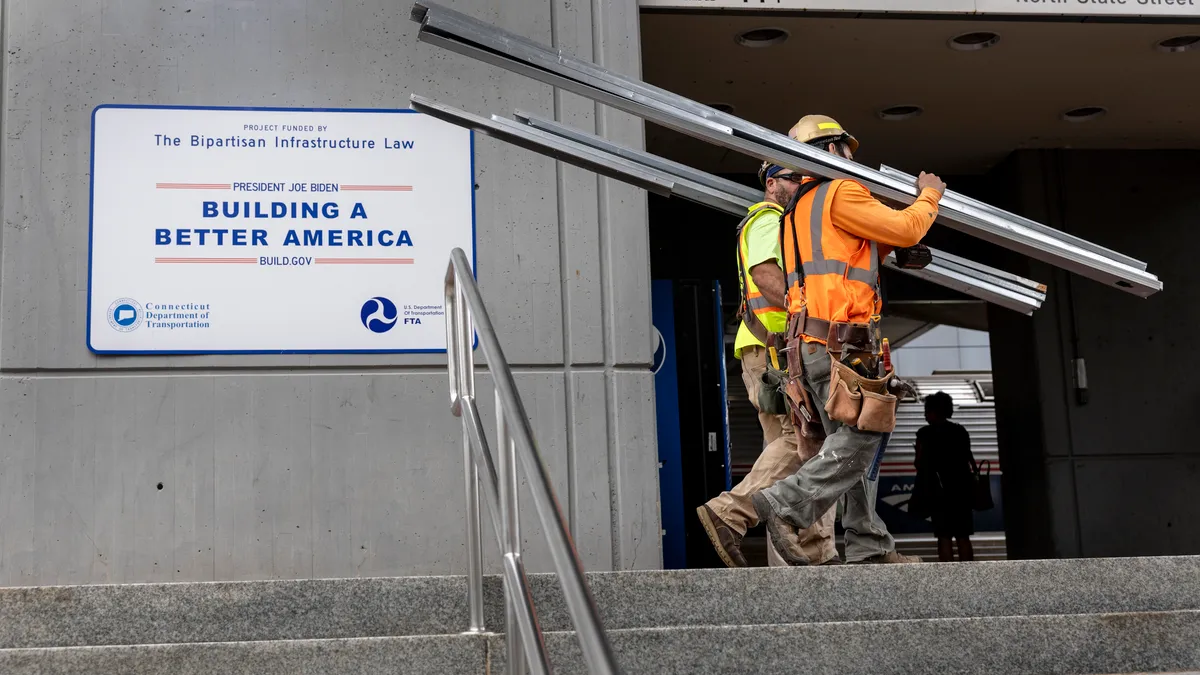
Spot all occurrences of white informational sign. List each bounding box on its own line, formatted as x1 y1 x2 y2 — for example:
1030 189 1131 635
639 0 1200 16
88 105 474 354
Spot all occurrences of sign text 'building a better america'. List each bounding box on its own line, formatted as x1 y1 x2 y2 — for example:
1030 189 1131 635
88 105 474 354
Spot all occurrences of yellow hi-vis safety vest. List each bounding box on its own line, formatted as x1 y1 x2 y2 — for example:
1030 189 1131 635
734 201 788 360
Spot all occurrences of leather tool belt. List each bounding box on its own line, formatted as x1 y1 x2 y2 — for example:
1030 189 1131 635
799 314 880 356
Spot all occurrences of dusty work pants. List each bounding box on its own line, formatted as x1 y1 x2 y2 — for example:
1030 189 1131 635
706 345 836 565
760 341 895 563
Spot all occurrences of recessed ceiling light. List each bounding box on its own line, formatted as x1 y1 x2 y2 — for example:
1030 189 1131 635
1156 35 1200 53
1062 106 1107 122
879 105 923 121
736 28 789 48
948 31 1001 51
707 102 735 115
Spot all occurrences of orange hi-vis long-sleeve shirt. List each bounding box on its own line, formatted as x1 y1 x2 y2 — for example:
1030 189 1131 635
830 180 941 258
784 178 942 331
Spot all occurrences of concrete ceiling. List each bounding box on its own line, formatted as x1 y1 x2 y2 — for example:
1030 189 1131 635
639 13 1200 175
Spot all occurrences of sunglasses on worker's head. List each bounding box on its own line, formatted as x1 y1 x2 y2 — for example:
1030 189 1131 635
772 173 803 183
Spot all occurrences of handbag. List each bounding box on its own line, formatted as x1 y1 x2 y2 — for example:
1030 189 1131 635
972 459 995 512
907 477 932 519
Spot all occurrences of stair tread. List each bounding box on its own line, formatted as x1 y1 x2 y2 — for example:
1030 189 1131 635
2 610 1195 675
516 610 1200 675
2 556 1197 649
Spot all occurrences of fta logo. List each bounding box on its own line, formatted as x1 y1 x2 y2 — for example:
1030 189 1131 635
360 297 398 333
360 297 423 334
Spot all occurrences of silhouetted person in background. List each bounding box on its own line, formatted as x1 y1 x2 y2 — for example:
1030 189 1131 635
914 391 976 562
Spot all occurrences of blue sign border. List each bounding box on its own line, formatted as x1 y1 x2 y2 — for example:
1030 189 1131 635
86 104 477 355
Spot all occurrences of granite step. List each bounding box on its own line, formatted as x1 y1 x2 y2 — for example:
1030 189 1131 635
0 634 490 675
0 575 472 649
2 611 1196 675
510 555 1200 631
3 556 1197 649
511 610 1200 675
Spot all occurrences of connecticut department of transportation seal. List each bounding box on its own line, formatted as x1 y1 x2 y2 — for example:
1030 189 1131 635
108 298 144 332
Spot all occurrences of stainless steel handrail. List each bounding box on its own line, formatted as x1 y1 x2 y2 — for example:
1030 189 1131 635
445 248 622 675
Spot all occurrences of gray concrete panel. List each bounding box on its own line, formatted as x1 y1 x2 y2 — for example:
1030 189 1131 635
611 370 661 570
0 376 38 586
1074 457 1200 558
31 380 100 586
991 149 1200 558
592 0 653 369
1045 458 1082 559
1 370 627 586
471 372 570 576
554 3 605 368
0 0 659 584
568 371 614 571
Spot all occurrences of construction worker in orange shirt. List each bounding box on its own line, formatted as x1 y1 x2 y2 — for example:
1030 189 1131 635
753 114 945 565
696 161 838 568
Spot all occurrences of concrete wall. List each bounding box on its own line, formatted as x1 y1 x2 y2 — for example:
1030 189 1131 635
0 0 660 586
989 149 1200 560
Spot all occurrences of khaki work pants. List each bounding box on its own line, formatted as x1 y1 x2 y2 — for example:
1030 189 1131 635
707 345 837 564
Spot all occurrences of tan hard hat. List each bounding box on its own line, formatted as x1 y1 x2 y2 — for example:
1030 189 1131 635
789 114 859 153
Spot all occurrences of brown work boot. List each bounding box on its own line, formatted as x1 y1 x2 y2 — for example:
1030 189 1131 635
767 524 830 567
750 493 811 566
696 504 748 568
849 550 923 564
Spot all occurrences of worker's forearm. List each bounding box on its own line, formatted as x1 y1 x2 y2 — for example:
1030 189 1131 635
833 184 942 248
750 262 788 308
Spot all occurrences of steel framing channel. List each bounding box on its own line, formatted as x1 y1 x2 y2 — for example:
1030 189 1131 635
883 254 1043 313
412 94 1043 314
513 110 762 205
923 248 1047 294
510 110 1045 313
486 116 748 215
931 257 1047 302
410 95 675 197
409 1 1161 298
877 165 1146 272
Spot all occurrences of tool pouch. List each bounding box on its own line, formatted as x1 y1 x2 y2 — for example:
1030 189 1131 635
825 321 877 357
757 359 789 416
782 311 824 439
826 355 899 433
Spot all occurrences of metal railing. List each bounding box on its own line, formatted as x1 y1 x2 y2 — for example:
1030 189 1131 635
445 248 622 675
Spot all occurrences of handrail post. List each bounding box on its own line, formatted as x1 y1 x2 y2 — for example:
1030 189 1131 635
445 247 622 673
497 388 527 674
448 267 485 634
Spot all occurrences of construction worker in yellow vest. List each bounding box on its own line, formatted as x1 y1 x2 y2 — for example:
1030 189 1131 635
752 114 944 565
695 162 838 567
